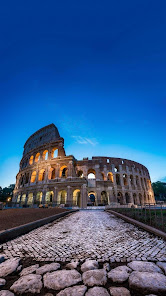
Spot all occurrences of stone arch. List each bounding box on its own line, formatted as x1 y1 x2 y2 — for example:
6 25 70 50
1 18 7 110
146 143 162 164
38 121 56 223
21 194 26 205
77 170 83 178
101 172 105 180
117 192 123 205
87 169 96 179
125 192 131 203
48 167 56 180
57 190 67 204
27 193 33 205
114 166 119 172
38 169 45 181
51 148 58 158
60 165 68 178
130 175 134 185
88 191 96 206
139 193 143 204
116 174 121 185
136 176 139 187
107 172 113 182
31 171 36 183
73 189 81 207
45 191 54 205
16 194 21 203
133 193 137 204
29 155 34 165
35 192 42 205
101 191 109 205
43 150 48 160
123 174 128 186
35 153 40 162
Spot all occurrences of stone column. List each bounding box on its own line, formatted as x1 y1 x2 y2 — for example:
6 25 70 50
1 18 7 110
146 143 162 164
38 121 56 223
68 161 73 178
53 187 58 206
81 184 87 208
67 186 72 205
56 163 60 178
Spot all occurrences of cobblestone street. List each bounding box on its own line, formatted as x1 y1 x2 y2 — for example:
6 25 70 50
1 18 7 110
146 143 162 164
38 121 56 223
1 211 166 263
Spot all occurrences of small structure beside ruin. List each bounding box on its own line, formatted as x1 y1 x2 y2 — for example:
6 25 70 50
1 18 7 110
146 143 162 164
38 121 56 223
12 124 155 207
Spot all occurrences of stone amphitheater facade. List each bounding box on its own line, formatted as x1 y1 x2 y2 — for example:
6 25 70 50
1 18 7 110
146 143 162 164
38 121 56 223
12 124 155 208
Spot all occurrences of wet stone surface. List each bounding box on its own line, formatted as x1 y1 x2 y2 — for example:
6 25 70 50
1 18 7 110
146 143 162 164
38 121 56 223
1 211 166 262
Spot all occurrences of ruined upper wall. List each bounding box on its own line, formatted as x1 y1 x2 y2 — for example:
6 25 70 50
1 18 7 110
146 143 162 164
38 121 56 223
23 124 60 156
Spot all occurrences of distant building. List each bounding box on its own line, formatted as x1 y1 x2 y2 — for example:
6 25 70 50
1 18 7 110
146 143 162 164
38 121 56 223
12 124 155 207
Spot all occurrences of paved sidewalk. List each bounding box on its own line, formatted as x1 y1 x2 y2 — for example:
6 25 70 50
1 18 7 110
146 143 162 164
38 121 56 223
1 211 166 262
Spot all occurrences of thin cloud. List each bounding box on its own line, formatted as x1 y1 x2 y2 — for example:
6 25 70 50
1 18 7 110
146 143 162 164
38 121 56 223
72 136 98 146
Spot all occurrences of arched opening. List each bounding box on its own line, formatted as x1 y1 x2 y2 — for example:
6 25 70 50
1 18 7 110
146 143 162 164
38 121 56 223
123 174 128 186
38 169 45 181
60 166 68 178
51 148 58 158
88 191 96 206
35 192 42 205
125 192 130 203
43 150 48 160
141 177 144 188
116 174 121 185
31 171 36 183
147 179 151 189
45 191 54 205
57 190 67 205
21 194 26 205
144 178 147 190
101 191 109 205
87 169 96 179
77 170 84 178
133 193 137 204
107 172 113 182
48 168 56 180
25 173 29 184
17 194 21 203
139 193 142 204
114 166 119 173
144 193 147 204
35 153 40 162
29 155 34 165
130 175 134 185
117 192 123 205
101 172 105 180
27 193 33 205
73 189 81 207
136 176 139 187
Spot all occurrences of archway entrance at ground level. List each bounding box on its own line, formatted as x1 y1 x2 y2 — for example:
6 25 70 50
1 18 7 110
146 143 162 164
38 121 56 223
101 191 109 205
57 190 67 205
73 189 81 207
117 192 123 205
87 192 96 206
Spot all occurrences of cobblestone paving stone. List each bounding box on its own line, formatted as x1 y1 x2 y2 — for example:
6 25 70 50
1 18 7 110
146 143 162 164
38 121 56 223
1 211 166 262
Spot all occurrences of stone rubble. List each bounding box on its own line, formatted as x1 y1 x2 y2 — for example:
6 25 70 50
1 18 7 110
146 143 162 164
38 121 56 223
82 269 107 286
0 258 20 277
19 263 39 276
10 273 42 294
109 287 131 296
108 265 131 283
36 262 60 275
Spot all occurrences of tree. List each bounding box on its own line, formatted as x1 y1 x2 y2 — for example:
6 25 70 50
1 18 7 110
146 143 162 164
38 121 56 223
152 181 166 201
0 184 15 202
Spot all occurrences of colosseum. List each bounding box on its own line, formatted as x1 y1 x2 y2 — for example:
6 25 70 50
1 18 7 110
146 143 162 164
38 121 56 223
13 124 155 208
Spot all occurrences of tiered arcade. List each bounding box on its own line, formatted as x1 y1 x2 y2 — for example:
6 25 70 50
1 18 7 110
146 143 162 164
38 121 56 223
13 124 155 207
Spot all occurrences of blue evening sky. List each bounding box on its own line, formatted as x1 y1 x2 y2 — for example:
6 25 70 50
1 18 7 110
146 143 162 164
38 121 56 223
0 0 166 187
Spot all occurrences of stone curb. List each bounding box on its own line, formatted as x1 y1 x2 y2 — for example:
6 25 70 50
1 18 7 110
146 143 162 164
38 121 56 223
0 210 78 244
106 210 166 241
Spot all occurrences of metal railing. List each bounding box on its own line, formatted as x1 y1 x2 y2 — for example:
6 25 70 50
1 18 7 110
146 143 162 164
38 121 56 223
109 203 166 232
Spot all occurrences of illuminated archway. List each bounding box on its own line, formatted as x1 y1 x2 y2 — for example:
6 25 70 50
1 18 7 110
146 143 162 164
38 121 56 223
87 169 96 179
45 191 54 205
88 191 96 206
59 166 68 178
35 153 40 162
57 190 67 204
43 150 48 160
101 191 109 205
51 148 58 158
35 192 42 205
29 155 34 165
73 189 81 207
117 192 123 205
31 171 36 183
38 169 45 181
27 193 33 205
107 172 113 182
